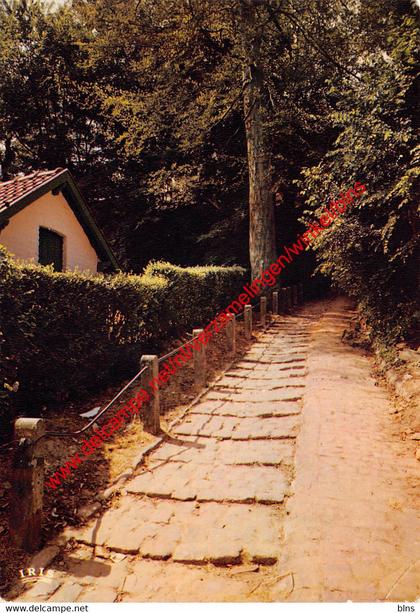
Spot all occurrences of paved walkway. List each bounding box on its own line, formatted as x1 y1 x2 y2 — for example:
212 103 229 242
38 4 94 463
12 298 419 602
276 298 420 602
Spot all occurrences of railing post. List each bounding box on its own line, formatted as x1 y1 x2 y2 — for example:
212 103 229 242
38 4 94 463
193 328 206 390
280 288 288 313
299 283 304 303
10 418 45 552
225 314 236 354
287 287 293 311
272 290 279 315
244 305 253 339
260 296 267 327
140 355 160 434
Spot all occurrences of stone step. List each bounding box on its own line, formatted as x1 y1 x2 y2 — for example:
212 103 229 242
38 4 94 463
206 389 303 403
227 368 306 379
232 362 306 372
74 496 281 564
190 400 301 418
213 375 306 389
151 435 295 466
172 413 300 439
128 463 289 505
241 354 306 365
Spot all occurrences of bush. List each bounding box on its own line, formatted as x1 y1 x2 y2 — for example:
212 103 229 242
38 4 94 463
143 261 245 334
0 247 245 426
0 249 19 435
298 12 419 344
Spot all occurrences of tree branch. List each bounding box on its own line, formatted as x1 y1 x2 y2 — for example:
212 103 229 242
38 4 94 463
212 78 250 129
0 0 12 14
266 4 364 84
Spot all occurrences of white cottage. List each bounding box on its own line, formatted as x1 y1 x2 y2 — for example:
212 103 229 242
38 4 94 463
0 168 119 273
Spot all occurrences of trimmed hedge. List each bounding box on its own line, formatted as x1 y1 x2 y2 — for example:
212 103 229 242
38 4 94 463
0 248 245 426
143 261 245 334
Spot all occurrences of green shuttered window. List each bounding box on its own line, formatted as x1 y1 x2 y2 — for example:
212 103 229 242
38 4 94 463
38 227 64 271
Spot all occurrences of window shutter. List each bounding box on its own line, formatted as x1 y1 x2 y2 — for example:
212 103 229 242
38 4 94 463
39 228 64 272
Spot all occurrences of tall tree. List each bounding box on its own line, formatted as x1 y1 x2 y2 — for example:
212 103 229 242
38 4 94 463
74 0 330 276
240 0 276 278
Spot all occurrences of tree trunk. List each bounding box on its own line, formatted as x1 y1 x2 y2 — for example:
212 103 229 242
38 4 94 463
241 0 276 281
1 136 15 180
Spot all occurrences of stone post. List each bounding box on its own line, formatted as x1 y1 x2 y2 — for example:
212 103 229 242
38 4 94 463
272 291 279 316
280 288 288 313
287 287 293 311
244 305 252 339
193 328 206 390
225 314 236 354
260 296 267 327
10 418 45 552
140 355 160 434
299 283 304 302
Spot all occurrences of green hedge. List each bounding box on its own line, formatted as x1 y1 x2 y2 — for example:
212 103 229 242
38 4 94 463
0 249 245 426
143 261 245 334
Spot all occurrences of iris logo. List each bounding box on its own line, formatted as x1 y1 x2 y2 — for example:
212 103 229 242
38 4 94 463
18 568 55 584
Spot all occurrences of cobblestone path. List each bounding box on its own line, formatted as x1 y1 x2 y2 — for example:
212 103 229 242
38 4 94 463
15 312 312 602
12 298 419 602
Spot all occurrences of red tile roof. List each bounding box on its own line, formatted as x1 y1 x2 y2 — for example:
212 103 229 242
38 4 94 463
0 168 66 214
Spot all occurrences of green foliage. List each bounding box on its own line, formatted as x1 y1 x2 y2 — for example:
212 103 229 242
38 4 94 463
144 261 245 334
298 9 419 343
1 0 417 344
0 0 100 172
0 247 19 434
0 246 244 427
0 0 350 271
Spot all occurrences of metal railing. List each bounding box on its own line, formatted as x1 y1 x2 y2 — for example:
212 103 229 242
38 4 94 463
5 282 305 551
1 283 304 449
